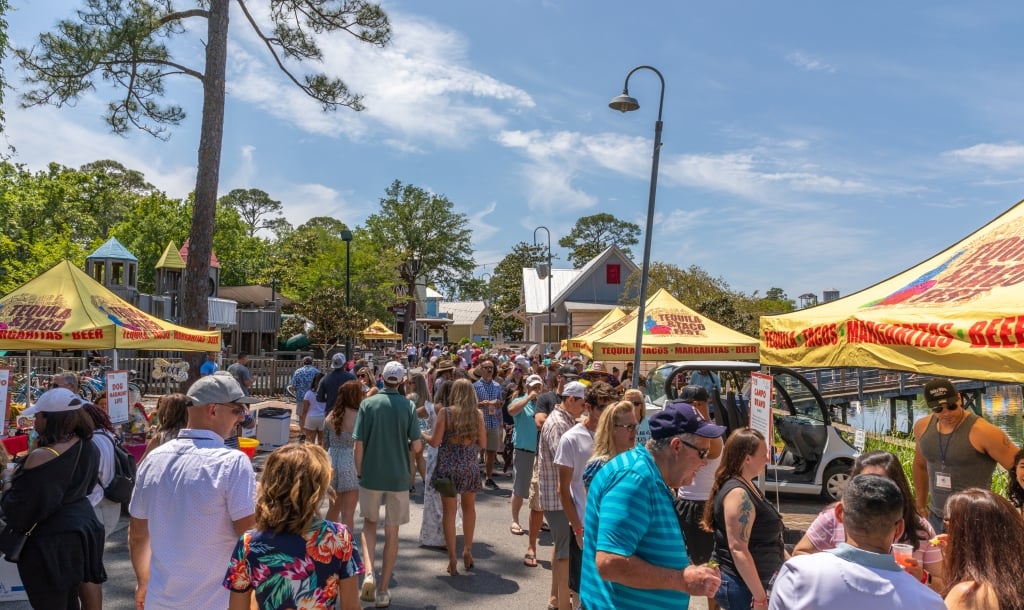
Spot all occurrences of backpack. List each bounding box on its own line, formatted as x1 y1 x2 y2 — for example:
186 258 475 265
100 432 137 503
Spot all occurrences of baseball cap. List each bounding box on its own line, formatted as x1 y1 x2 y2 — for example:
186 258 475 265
678 385 709 403
526 374 545 388
649 400 726 440
331 353 347 369
557 365 579 380
923 379 958 407
561 381 587 399
187 372 260 406
382 361 407 383
20 388 88 417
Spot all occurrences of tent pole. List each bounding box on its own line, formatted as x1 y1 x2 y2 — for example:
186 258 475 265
112 349 119 370
25 350 32 410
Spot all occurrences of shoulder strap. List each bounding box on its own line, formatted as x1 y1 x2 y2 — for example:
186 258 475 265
42 447 61 457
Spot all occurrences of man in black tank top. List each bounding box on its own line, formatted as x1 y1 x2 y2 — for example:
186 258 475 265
912 378 1018 533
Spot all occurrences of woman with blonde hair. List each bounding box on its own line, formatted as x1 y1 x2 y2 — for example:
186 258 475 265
224 444 362 610
622 388 646 425
419 380 454 548
323 380 362 531
582 400 638 489
408 372 433 490
423 378 485 575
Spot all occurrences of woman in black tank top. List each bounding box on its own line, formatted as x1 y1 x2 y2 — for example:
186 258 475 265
701 428 785 610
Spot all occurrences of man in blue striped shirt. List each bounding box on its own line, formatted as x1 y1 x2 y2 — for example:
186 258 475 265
580 401 725 609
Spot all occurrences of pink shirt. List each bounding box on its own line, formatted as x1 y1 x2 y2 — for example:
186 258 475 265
805 505 942 565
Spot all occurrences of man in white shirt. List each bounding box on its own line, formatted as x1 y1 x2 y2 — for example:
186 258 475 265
128 373 258 610
556 381 617 601
769 475 945 610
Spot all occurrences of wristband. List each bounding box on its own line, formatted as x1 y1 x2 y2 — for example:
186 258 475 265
920 570 931 585
752 599 769 608
574 527 584 536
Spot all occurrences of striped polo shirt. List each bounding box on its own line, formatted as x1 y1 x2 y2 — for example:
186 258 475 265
580 445 690 609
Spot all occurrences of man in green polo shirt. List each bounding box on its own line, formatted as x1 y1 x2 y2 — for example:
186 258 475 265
354 361 422 608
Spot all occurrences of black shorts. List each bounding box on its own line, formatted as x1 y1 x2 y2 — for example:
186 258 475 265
675 497 715 565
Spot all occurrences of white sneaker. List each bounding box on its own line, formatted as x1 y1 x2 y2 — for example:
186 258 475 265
374 589 391 608
360 573 375 602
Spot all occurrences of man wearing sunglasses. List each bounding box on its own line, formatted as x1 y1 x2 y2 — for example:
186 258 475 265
912 378 1018 533
581 400 725 609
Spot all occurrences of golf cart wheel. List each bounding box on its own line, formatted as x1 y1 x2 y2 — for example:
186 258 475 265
821 462 851 501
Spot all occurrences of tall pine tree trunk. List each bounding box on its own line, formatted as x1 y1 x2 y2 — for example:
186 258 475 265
183 0 229 382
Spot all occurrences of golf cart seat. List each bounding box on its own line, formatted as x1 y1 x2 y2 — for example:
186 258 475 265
775 415 827 467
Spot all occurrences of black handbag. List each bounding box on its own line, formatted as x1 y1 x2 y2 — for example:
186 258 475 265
433 475 457 498
0 522 36 563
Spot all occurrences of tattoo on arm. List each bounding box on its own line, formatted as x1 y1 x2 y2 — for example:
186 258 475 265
738 494 754 543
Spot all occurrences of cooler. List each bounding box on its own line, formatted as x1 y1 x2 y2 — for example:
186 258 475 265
256 407 291 451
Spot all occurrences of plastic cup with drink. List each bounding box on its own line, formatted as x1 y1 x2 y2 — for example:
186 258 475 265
891 543 917 568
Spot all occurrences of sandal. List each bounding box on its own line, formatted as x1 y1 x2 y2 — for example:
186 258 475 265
510 523 525 536
523 553 538 567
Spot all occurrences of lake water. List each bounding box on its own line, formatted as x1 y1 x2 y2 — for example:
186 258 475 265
843 384 1024 446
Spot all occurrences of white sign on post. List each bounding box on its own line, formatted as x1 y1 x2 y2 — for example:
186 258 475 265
748 372 774 459
0 368 11 434
854 428 866 452
106 370 130 424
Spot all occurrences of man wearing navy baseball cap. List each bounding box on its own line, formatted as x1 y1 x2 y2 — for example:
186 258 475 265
580 400 725 609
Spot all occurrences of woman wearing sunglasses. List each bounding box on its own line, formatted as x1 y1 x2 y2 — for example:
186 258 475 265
581 400 638 490
701 428 785 610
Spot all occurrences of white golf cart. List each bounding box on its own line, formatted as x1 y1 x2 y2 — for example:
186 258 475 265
645 361 858 501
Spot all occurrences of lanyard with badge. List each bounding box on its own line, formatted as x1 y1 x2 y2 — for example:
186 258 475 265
935 416 962 491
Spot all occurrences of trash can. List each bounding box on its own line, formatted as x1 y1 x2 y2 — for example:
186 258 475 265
257 407 291 451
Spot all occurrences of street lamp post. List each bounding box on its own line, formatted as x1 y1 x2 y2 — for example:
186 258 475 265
533 226 552 355
480 272 492 343
609 65 665 390
410 250 422 344
340 229 353 360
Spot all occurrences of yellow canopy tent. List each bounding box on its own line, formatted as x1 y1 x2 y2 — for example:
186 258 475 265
0 260 220 351
359 320 401 341
590 289 759 361
759 198 1024 382
564 307 627 358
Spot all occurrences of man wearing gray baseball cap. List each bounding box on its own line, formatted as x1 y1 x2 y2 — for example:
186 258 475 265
128 373 257 610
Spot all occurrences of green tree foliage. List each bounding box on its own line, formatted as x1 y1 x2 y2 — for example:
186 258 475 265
110 194 192 293
364 180 475 298
558 213 641 268
0 0 8 137
15 0 391 341
218 188 285 237
294 286 368 355
489 241 547 341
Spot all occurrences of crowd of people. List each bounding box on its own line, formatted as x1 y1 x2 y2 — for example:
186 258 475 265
5 344 1024 610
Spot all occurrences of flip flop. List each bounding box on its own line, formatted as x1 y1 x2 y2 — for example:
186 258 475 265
523 553 538 567
510 523 525 536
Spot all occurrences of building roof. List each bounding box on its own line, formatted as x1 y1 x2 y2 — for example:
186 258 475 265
439 301 487 326
521 267 579 314
426 286 444 299
179 238 221 269
563 301 620 313
217 285 293 308
521 245 639 314
86 237 138 262
155 241 186 270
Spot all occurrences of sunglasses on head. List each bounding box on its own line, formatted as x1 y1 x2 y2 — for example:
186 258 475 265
929 402 958 414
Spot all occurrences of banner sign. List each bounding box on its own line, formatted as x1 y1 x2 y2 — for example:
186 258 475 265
748 372 773 458
106 370 130 424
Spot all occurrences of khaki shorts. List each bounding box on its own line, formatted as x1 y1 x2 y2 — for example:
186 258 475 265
485 427 502 452
359 487 410 526
528 461 542 512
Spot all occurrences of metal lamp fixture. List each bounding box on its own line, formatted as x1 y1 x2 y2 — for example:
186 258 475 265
340 229 353 359
533 226 552 354
609 65 665 390
409 250 422 343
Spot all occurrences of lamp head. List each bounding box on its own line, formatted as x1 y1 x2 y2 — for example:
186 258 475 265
609 91 640 113
339 229 353 242
536 262 551 279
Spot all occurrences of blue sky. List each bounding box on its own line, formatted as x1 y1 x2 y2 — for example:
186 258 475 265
7 1 1024 301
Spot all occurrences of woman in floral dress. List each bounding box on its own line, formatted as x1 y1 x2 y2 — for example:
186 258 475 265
224 444 362 610
423 378 486 576
323 380 362 532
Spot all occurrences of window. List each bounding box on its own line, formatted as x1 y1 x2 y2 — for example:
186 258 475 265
606 264 621 284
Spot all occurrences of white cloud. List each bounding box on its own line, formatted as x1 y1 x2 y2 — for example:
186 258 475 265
785 51 837 73
944 142 1024 170
226 8 534 148
467 200 500 243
